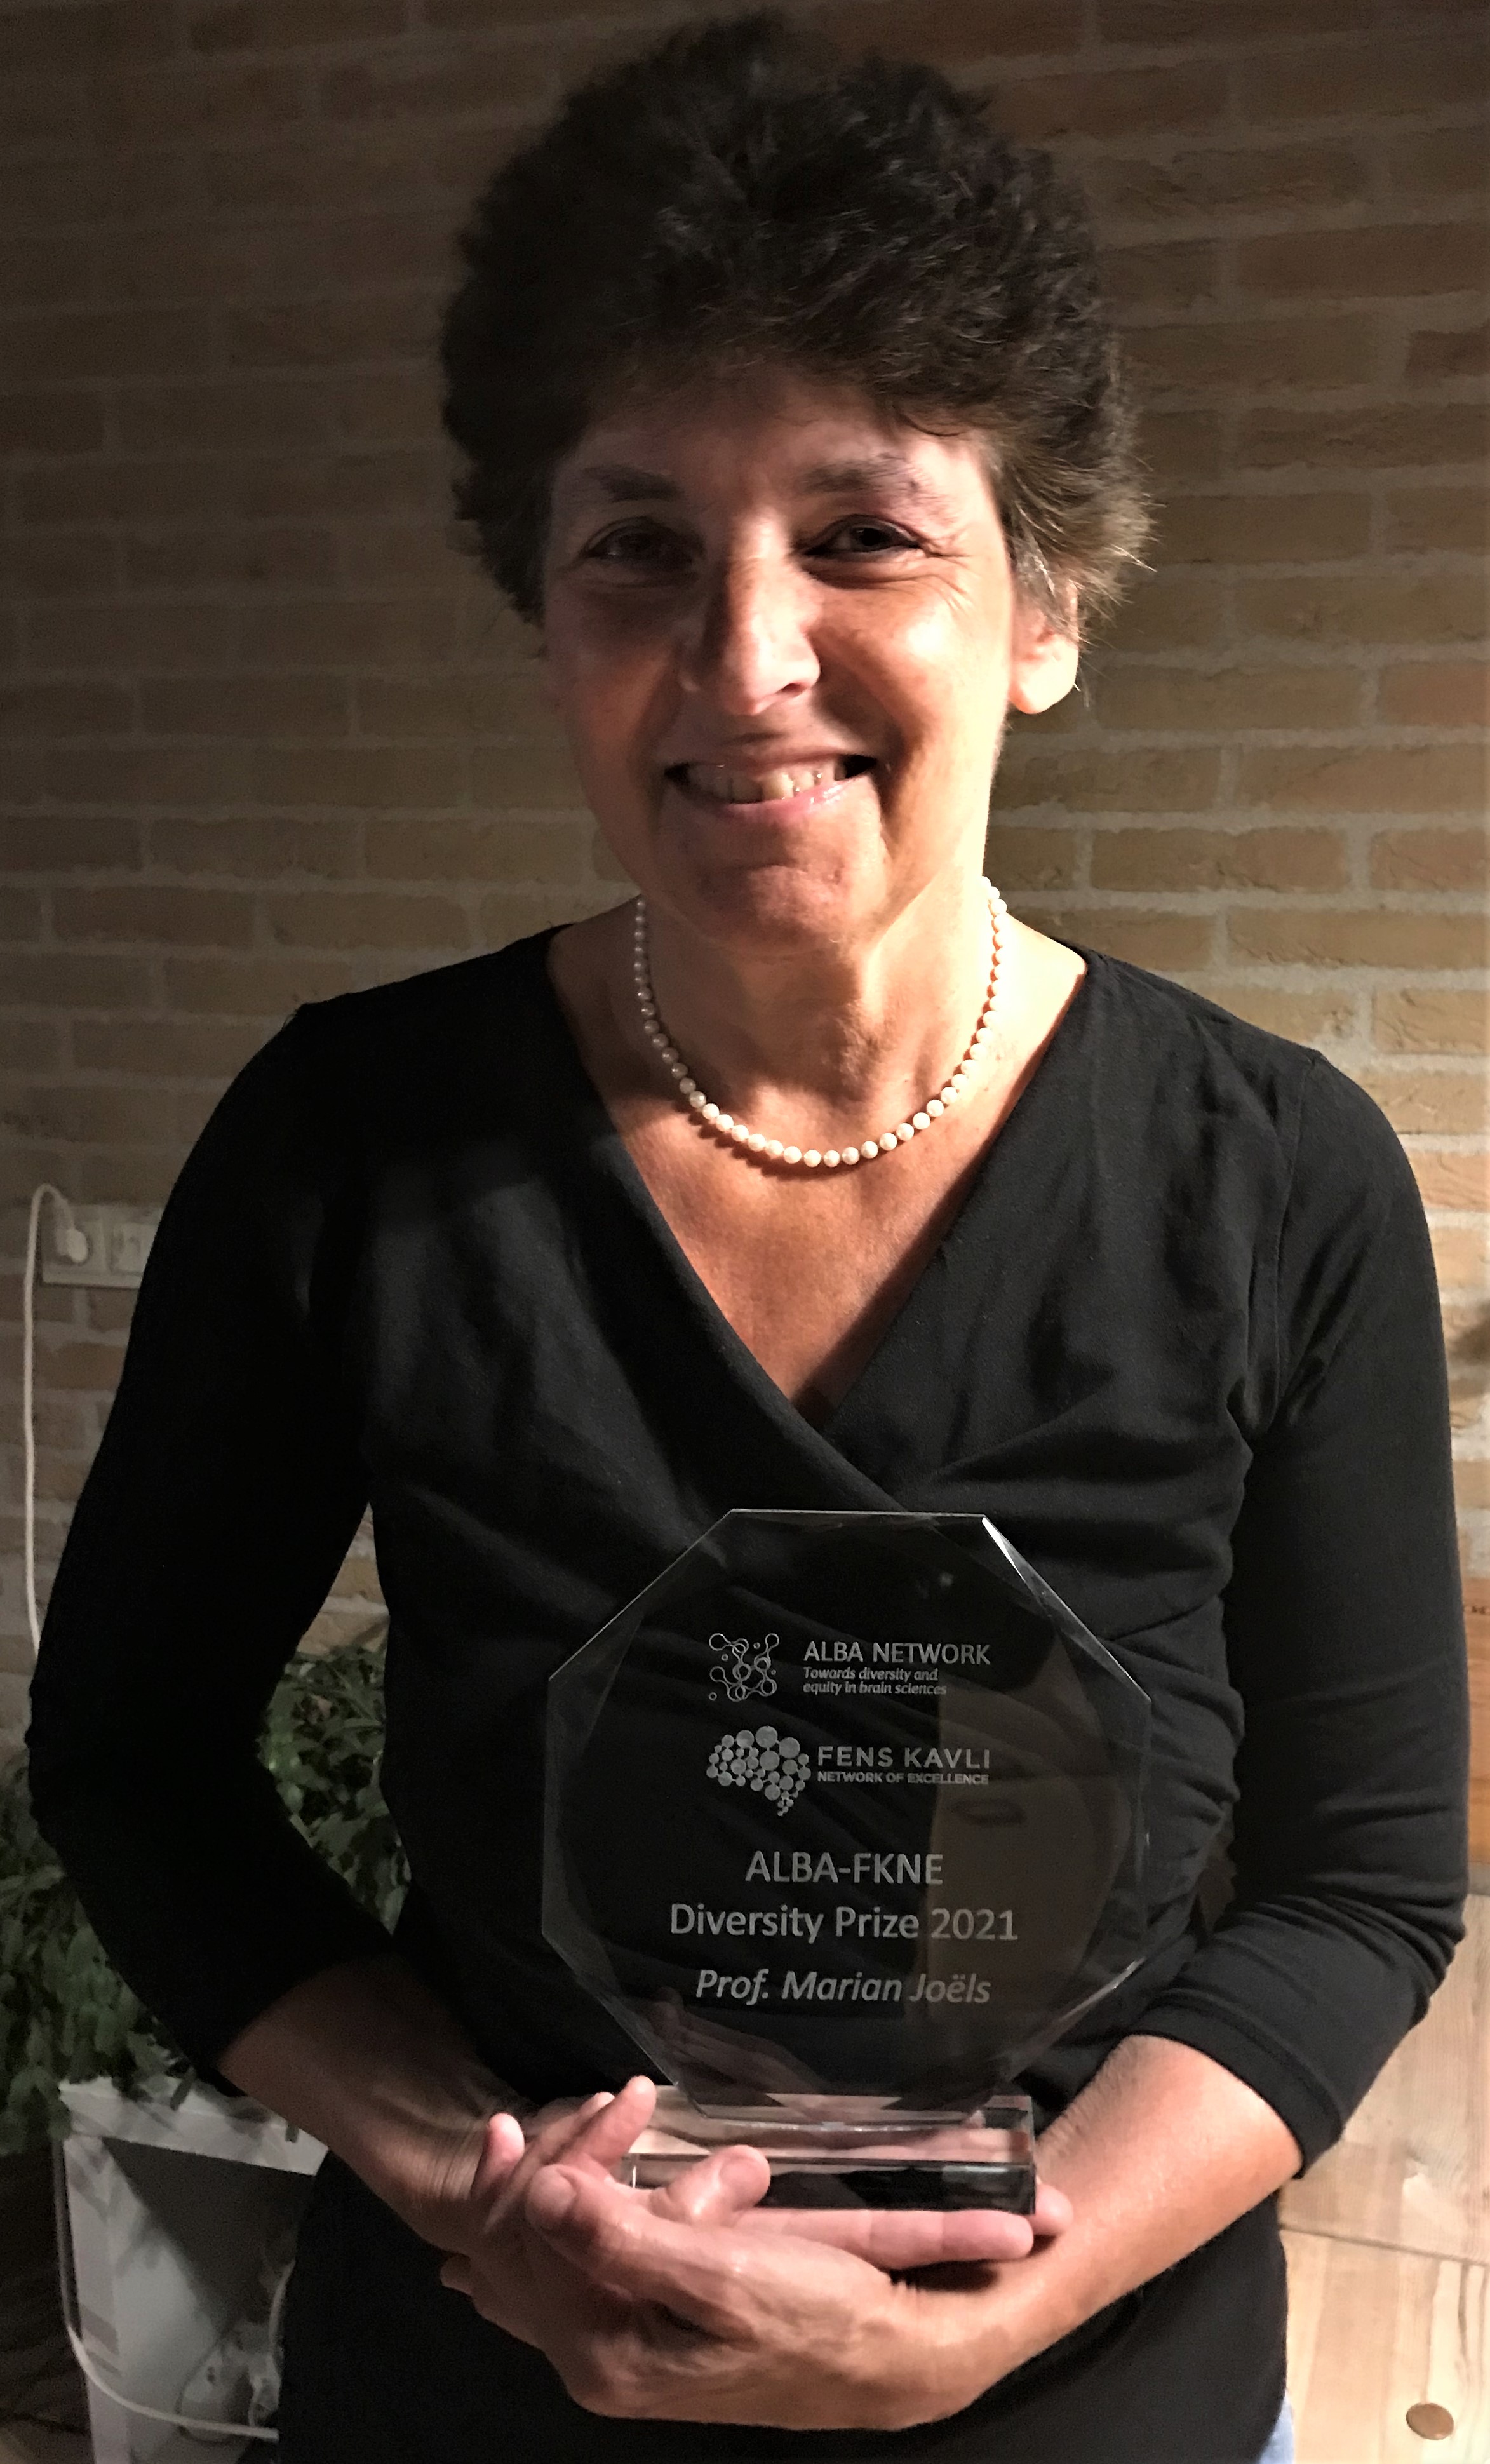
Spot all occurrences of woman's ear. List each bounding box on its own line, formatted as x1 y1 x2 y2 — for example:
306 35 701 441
1007 592 1080 716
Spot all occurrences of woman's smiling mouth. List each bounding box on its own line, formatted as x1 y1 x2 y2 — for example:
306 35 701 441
665 753 877 809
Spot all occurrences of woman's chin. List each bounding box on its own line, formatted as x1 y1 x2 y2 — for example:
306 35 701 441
610 779 899 946
639 858 885 956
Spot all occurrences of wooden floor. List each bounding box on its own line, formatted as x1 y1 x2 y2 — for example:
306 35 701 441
4 1904 1485 2462
1280 1892 1489 2463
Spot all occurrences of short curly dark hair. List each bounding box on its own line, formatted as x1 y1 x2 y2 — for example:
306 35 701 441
439 12 1149 639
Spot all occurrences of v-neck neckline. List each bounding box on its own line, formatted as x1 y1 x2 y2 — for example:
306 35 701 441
523 927 1101 1455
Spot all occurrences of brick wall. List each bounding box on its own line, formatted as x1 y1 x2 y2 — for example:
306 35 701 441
2 0 1487 1856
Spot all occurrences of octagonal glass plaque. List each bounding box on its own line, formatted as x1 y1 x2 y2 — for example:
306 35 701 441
544 1511 1150 2211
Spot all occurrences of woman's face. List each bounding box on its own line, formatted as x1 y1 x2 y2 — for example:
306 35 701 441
540 367 1078 953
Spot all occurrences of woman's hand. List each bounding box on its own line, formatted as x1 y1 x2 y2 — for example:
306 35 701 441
436 2076 1070 2430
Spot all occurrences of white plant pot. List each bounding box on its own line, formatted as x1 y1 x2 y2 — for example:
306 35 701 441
57 2077 325 2463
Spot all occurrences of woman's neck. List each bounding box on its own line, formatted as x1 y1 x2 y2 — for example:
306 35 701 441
626 873 1002 1142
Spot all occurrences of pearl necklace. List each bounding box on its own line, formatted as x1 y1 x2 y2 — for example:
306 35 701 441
632 880 1007 1170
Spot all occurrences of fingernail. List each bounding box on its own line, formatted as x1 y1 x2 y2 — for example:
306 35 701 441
528 2172 577 2228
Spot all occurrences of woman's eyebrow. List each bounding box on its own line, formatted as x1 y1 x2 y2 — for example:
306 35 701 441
569 464 682 504
795 455 954 513
561 454 956 513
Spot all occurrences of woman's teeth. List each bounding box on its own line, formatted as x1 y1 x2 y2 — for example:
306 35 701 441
680 758 862 804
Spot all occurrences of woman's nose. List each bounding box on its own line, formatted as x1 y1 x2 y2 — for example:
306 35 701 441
677 553 819 712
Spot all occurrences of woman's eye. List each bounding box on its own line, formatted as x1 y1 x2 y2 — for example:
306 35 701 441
582 525 692 575
812 520 920 558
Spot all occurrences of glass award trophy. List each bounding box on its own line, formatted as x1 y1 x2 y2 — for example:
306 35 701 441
544 1511 1149 2212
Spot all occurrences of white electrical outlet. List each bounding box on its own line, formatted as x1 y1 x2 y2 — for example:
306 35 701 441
41 1202 162 1289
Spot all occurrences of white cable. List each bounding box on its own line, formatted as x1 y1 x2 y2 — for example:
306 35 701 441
51 2144 278 2446
23 1182 79 1660
60 2317 275 2446
257 2254 295 2421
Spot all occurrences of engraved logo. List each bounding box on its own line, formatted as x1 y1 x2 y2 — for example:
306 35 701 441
706 1725 808 1817
709 1631 779 1704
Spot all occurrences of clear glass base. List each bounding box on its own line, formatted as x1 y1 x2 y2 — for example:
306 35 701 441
618 2087 1036 2213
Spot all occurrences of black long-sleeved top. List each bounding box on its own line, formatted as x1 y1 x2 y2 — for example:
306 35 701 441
28 931 1468 2463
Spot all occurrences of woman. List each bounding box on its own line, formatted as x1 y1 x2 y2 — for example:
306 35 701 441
28 17 1467 2463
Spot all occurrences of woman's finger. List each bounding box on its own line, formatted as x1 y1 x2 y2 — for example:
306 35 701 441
652 2158 1069 2259
649 2143 771 2226
470 2109 527 2204
526 2090 615 2163
1031 2181 1073 2235
732 2200 1035 2268
487 2089 618 2226
523 2160 874 2332
556 2075 659 2178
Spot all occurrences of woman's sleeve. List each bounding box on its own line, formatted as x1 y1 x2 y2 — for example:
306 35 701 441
1134 1054 1470 2168
25 1007 393 2082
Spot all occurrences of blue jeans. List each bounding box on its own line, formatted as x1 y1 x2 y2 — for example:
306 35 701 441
1258 2398 1295 2463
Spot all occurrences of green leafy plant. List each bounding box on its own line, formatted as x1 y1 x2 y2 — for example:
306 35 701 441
257 1622 408 1935
0 1623 407 2155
